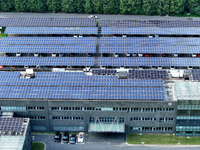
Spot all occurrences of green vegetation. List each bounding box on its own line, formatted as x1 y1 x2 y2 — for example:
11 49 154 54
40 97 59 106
127 133 200 145
0 27 7 38
0 0 200 16
31 142 45 150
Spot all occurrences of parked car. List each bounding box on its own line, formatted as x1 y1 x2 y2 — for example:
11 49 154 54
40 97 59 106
54 132 61 143
88 15 98 19
77 132 84 143
62 132 69 143
70 134 76 144
0 65 4 68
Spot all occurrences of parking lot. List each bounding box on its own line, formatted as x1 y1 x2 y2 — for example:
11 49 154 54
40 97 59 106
32 133 200 150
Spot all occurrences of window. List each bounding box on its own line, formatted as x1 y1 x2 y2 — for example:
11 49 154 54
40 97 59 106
27 106 44 110
0 106 26 111
52 116 83 120
53 126 84 131
159 118 164 122
24 116 45 120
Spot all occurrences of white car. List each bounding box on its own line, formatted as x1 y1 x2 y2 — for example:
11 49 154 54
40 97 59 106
88 15 98 19
77 132 84 143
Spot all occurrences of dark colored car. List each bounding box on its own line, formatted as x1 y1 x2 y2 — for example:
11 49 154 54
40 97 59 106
54 132 61 143
70 134 76 144
62 132 69 143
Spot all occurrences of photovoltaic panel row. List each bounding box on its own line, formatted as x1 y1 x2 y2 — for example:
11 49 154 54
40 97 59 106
98 58 200 66
100 37 200 46
5 27 98 34
0 37 97 45
0 45 96 53
129 70 168 79
0 79 163 87
101 27 200 35
0 71 163 87
98 20 200 27
0 18 97 27
192 70 200 80
0 86 165 100
0 57 94 66
99 45 200 54
0 118 23 132
92 70 117 75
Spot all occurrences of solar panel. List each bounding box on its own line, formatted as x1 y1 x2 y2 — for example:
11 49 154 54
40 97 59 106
0 37 97 45
92 70 117 75
129 70 168 79
0 18 97 27
0 72 164 87
192 70 200 80
5 27 98 34
99 45 200 54
101 27 200 35
98 20 200 27
98 57 200 66
0 118 23 132
100 37 200 46
0 57 94 66
0 45 96 53
0 86 165 100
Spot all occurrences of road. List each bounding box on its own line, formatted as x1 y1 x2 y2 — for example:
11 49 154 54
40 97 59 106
1 12 200 20
32 133 200 150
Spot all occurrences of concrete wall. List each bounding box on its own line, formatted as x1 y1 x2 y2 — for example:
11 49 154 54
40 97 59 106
0 99 177 133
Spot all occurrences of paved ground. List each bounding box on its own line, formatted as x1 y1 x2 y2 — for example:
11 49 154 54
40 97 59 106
1 12 200 20
32 133 200 150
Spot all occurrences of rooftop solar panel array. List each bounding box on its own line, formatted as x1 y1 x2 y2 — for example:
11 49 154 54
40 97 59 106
98 20 200 27
0 57 94 66
101 27 200 35
192 70 200 80
0 118 23 132
0 37 97 45
100 37 200 46
92 70 117 75
99 58 200 66
99 45 200 53
129 70 168 79
0 72 164 87
0 45 96 53
0 86 164 100
0 18 97 27
5 27 98 34
0 72 164 100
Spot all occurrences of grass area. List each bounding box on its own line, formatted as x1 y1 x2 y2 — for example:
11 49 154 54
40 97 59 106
0 28 7 38
31 142 45 150
127 133 200 145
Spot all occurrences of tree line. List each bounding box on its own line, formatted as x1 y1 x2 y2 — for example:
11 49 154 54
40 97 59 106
0 0 200 16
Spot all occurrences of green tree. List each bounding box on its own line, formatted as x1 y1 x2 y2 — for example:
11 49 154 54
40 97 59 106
93 0 103 13
27 0 47 12
120 0 142 15
47 0 61 13
160 0 170 16
188 0 200 15
84 0 93 14
14 0 28 12
132 0 143 15
0 0 14 12
76 0 85 13
103 0 119 14
170 0 186 15
142 0 160 15
62 0 76 13
194 5 200 15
